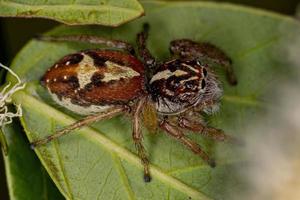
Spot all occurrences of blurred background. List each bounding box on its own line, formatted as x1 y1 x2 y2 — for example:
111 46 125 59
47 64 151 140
0 0 299 199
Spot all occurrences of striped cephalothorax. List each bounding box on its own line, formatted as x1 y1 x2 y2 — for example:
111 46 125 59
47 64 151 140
149 59 222 115
32 23 238 183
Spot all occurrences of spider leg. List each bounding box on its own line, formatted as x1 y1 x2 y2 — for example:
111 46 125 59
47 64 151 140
136 23 157 73
132 96 151 182
35 35 135 55
177 116 241 144
31 106 128 148
169 39 237 85
160 119 216 167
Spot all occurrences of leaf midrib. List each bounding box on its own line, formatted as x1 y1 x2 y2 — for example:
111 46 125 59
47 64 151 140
13 90 212 200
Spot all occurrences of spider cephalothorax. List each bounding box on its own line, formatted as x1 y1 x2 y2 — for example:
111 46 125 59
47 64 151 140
149 59 222 115
32 23 238 182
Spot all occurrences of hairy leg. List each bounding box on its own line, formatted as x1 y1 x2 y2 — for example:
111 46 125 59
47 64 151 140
136 23 157 73
35 35 135 55
177 116 241 144
132 97 151 182
160 119 216 167
170 39 237 85
31 106 128 148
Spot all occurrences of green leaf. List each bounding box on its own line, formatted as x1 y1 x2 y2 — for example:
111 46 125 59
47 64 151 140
2 119 64 200
0 129 8 155
0 0 144 26
6 1 300 199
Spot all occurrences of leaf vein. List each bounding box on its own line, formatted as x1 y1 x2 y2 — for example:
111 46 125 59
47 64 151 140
223 95 262 106
112 153 135 200
96 167 113 200
53 140 74 199
235 36 279 59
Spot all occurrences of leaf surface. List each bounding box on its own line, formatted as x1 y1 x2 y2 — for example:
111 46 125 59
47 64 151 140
2 120 64 200
0 0 144 26
5 1 300 199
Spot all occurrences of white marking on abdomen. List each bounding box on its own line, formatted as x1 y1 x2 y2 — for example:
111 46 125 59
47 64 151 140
76 54 98 89
51 93 112 115
101 61 140 82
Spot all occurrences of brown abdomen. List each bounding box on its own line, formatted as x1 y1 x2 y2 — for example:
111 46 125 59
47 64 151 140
41 50 145 109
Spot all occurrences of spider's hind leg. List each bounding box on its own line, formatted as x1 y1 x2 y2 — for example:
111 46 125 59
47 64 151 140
169 39 237 85
31 106 127 148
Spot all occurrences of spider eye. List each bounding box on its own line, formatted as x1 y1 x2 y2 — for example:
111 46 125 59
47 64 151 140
201 79 206 89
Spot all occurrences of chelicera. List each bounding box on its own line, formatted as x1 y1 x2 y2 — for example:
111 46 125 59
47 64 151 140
32 24 238 182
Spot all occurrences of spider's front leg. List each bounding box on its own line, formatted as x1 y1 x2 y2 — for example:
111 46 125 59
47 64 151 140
31 106 128 148
35 34 135 55
170 39 237 85
132 96 151 182
177 116 241 144
159 118 216 167
136 23 157 77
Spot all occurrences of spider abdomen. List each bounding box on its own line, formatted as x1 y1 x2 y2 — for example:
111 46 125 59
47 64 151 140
41 50 145 115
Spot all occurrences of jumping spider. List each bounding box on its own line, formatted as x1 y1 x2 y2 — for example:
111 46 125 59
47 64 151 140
32 24 238 182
